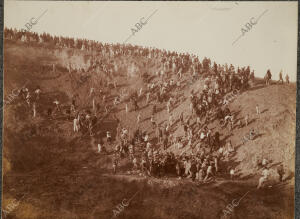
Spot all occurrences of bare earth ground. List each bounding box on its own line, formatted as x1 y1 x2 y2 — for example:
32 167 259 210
2 41 295 219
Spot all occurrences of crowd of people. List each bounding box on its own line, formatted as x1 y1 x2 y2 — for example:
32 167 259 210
6 27 289 188
106 70 254 184
5 27 256 81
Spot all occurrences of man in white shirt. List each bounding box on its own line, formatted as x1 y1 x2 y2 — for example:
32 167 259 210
53 100 60 112
89 87 95 97
199 130 206 141
74 117 79 132
98 143 102 153
35 88 41 100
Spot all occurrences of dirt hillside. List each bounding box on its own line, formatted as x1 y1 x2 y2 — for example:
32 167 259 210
2 40 295 219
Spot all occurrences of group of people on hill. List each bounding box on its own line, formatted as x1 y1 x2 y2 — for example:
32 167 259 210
264 69 290 85
98 59 288 188
6 27 289 188
107 76 284 189
109 117 239 183
5 27 256 85
278 70 290 84
100 56 260 184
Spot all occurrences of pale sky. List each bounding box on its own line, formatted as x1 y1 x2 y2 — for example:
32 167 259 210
4 1 298 81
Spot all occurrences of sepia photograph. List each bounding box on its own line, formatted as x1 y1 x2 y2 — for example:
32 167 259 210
2 1 298 218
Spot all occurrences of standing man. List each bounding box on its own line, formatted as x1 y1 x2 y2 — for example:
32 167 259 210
138 88 143 97
277 164 285 182
180 112 184 125
244 114 249 126
265 69 272 86
53 99 60 113
137 113 141 124
113 155 118 174
167 101 171 113
169 114 174 127
74 115 79 132
256 104 260 115
285 74 290 84
34 87 41 101
90 87 96 112
278 70 284 84
33 102 37 118
146 92 151 105
26 92 31 107
150 115 156 128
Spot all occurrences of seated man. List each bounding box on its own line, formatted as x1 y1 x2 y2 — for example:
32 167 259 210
257 167 269 189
